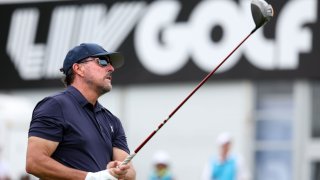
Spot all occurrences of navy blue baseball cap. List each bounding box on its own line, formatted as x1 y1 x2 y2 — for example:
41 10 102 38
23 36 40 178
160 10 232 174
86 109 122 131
60 43 124 74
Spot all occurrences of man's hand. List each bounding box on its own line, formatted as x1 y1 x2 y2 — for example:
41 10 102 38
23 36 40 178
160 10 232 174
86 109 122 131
85 161 131 180
85 170 117 180
107 161 130 180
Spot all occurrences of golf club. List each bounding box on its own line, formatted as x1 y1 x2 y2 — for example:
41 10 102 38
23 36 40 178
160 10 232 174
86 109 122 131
120 0 274 166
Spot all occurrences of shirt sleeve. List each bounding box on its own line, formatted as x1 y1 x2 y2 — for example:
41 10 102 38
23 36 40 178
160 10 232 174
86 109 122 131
29 97 66 142
111 115 130 154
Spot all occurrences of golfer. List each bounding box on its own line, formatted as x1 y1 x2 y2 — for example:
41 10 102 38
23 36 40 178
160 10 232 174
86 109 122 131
26 43 136 180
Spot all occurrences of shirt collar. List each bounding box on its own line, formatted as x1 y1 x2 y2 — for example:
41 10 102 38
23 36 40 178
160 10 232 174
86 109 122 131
66 86 103 112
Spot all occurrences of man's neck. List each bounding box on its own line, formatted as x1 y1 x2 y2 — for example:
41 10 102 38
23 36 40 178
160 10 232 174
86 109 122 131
71 83 99 105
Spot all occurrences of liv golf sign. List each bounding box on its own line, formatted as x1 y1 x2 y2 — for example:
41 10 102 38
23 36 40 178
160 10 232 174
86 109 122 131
0 0 319 89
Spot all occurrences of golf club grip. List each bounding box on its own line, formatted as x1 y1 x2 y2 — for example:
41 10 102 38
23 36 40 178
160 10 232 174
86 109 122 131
120 153 136 166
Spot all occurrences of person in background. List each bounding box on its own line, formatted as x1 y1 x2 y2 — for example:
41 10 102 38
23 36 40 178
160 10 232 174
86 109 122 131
26 43 135 180
149 150 174 180
201 132 250 180
19 174 30 180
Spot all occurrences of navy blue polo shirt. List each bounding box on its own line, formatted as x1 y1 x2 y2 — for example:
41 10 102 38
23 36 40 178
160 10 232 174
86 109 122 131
29 86 130 172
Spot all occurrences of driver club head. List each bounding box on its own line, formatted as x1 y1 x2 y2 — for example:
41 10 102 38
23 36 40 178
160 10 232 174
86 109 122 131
251 0 274 30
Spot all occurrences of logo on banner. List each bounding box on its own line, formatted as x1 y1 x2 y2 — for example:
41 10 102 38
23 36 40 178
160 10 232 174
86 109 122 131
5 0 318 80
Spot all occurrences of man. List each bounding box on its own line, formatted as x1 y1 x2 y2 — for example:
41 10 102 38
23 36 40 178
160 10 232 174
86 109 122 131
201 132 249 180
26 43 136 180
148 150 174 180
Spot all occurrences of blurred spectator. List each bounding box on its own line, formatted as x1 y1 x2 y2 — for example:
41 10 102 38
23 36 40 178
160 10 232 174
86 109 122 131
201 132 250 180
19 174 30 180
149 150 174 180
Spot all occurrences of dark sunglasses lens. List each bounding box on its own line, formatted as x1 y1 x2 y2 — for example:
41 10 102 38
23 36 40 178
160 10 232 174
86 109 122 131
98 58 111 66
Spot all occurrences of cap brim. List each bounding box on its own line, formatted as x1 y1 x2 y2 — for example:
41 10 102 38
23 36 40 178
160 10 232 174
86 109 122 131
94 52 124 68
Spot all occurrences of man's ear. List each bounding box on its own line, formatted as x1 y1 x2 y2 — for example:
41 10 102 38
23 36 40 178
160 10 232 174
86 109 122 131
72 63 85 77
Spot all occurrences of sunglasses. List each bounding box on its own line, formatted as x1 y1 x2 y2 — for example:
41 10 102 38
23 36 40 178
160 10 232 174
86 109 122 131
79 57 112 67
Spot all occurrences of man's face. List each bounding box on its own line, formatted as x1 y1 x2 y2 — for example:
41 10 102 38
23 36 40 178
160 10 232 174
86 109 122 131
220 142 231 157
155 163 169 176
81 57 115 95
